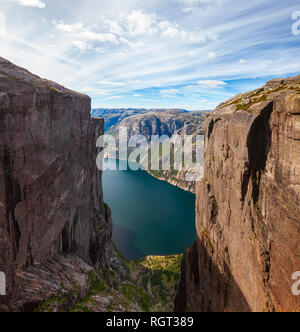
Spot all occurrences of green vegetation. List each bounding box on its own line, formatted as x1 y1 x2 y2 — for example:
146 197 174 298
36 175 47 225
69 253 183 313
112 242 130 270
235 94 268 112
87 270 96 285
225 85 300 113
226 98 243 107
47 86 58 94
9 75 22 81
202 229 214 252
35 296 68 312
34 242 181 313
89 279 107 294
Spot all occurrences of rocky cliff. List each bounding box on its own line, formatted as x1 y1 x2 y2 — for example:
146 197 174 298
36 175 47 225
107 110 206 193
92 108 149 132
176 76 300 312
107 109 206 139
92 108 203 132
0 57 125 311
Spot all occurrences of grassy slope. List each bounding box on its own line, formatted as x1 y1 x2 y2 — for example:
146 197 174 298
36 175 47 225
37 247 183 312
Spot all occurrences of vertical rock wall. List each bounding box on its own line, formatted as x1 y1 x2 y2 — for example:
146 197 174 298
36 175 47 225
176 77 300 312
0 57 122 311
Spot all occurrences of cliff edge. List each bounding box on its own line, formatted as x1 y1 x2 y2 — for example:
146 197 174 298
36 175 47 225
0 57 125 311
176 76 300 312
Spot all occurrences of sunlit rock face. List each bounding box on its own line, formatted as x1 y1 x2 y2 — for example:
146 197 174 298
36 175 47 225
106 110 207 193
176 76 300 312
0 57 125 311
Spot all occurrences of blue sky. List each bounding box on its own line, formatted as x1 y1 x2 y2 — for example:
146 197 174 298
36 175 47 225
0 0 300 110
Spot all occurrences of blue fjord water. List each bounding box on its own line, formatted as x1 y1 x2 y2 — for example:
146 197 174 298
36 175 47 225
102 159 196 260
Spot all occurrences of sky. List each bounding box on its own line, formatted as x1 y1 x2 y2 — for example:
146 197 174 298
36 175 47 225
0 0 300 110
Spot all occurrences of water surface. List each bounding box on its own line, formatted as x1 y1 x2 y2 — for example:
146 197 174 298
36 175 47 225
103 159 196 260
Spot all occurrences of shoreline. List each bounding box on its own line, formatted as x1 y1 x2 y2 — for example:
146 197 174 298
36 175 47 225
147 172 195 194
104 157 195 194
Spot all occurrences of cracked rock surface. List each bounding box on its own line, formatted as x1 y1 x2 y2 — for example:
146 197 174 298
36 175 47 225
0 57 126 311
176 76 300 312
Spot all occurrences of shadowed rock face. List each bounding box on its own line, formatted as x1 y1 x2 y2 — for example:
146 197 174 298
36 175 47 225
176 76 300 312
0 57 125 311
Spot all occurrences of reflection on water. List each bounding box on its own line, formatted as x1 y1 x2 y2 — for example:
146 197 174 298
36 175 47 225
103 159 196 260
112 224 144 260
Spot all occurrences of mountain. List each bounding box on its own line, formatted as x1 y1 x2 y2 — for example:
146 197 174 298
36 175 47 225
2 56 299 312
91 108 206 132
175 75 300 312
107 109 206 137
106 109 207 193
92 108 149 131
0 57 179 312
0 57 128 310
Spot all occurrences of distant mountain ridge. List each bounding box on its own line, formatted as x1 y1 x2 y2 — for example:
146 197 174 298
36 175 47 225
92 108 148 131
94 108 208 193
91 108 209 132
107 109 206 138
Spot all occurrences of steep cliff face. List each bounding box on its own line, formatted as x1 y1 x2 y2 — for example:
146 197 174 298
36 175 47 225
92 108 149 131
107 110 205 139
107 110 206 193
176 76 300 312
0 57 124 311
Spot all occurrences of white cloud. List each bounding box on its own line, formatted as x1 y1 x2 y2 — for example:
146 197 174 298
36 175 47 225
179 0 223 6
99 81 124 87
179 0 223 13
239 59 246 63
11 0 45 8
180 0 221 3
105 95 123 100
185 80 227 91
182 7 194 13
119 37 145 50
72 40 92 51
81 87 110 96
124 10 190 40
0 12 6 36
3 0 300 110
196 80 226 88
103 19 124 36
160 89 179 97
95 47 106 54
187 50 197 57
159 21 186 38
52 10 195 52
162 26 180 38
126 10 158 36
53 21 118 45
